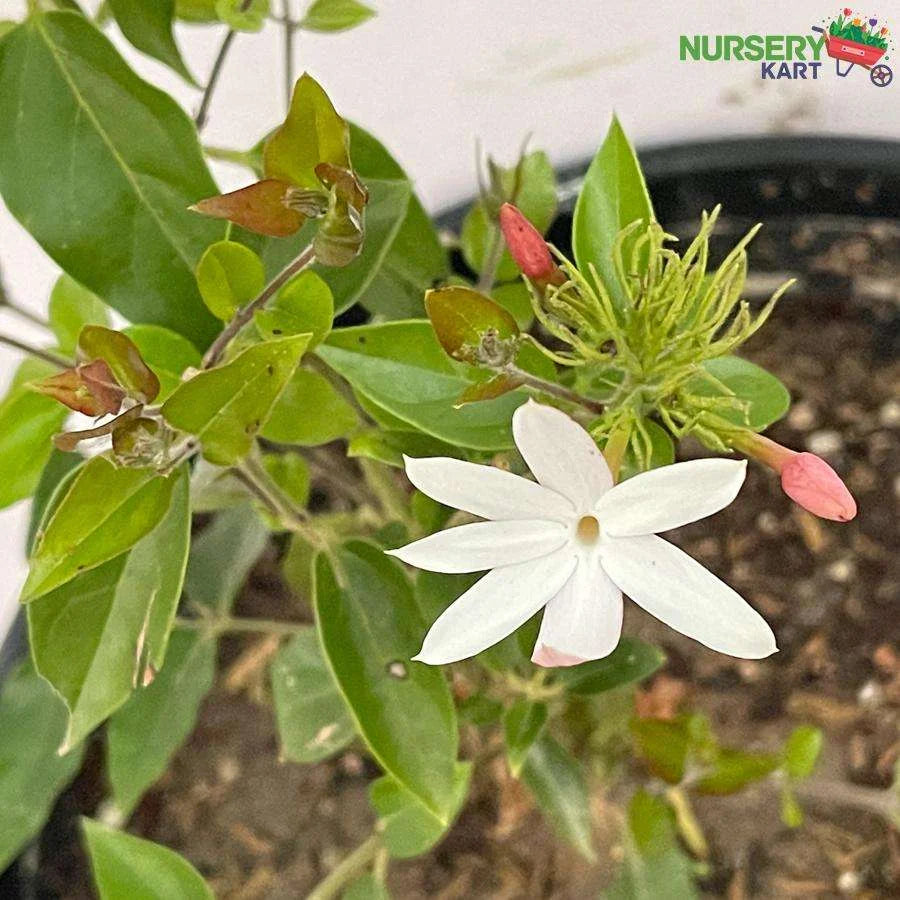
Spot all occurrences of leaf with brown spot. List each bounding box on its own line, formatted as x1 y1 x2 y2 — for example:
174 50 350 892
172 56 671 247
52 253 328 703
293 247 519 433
454 373 522 407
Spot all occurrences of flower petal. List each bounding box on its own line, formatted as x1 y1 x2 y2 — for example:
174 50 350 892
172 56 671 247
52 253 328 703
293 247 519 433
599 533 777 659
403 455 574 522
532 555 623 666
512 401 612 511
387 519 567 573
413 548 577 665
596 459 746 536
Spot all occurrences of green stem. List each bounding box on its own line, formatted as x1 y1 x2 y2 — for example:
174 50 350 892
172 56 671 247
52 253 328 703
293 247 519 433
307 834 382 900
281 0 295 110
195 29 237 130
505 365 604 415
666 786 709 859
203 145 255 168
0 333 71 369
201 243 316 368
476 224 505 293
602 422 632 483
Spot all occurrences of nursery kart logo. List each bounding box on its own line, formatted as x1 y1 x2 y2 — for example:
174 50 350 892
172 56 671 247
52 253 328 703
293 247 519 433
680 8 894 87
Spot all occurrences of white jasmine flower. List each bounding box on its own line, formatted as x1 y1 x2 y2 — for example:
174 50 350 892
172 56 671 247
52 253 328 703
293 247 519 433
388 401 776 667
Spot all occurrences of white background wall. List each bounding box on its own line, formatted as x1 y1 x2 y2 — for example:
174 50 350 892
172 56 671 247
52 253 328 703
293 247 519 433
1 0 898 647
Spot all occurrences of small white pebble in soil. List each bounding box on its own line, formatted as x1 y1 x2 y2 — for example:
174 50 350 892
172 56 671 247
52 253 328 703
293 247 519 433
806 429 843 457
788 400 817 431
878 400 900 428
857 680 884 709
837 869 862 895
826 558 856 583
738 660 764 683
756 511 780 535
216 756 240 784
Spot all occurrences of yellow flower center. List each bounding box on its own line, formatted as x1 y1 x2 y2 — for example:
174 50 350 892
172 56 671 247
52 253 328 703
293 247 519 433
576 515 600 544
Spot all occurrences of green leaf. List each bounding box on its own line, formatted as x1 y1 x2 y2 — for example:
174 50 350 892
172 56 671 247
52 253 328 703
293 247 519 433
300 0 375 31
257 179 413 317
27 450 83 552
78 325 161 403
521 735 594 860
0 662 85 872
82 819 213 900
195 240 265 321
28 467 190 750
572 116 654 310
687 355 790 430
493 280 534 330
22 456 177 602
262 368 358 446
0 360 67 510
314 541 458 821
630 718 688 784
215 0 268 31
556 638 665 695
342 874 391 900
461 151 557 283
695 747 779 795
107 628 216 816
504 699 548 776
264 71 348 188
619 420 675 480
369 762 471 859
162 335 309 465
108 0 196 84
347 429 461 469
0 22 16 39
318 321 527 450
0 13 223 347
122 324 202 402
605 791 698 900
270 628 355 763
261 451 310 509
780 787 804 828
183 505 269 613
783 725 823 780
48 275 110 354
175 0 218 22
425 286 519 365
255 270 334 349
348 123 447 319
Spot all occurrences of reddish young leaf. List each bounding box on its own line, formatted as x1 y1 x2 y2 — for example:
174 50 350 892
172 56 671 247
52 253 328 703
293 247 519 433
455 373 522 407
78 326 161 404
31 359 126 417
191 179 303 238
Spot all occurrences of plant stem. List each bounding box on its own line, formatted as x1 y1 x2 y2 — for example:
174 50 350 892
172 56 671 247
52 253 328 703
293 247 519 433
505 365 604 415
602 422 631 482
307 834 382 900
203 145 255 168
201 243 316 368
476 224 504 293
195 29 237 130
794 778 898 823
175 615 306 637
195 0 256 130
0 333 70 369
0 297 51 330
281 0 295 110
666 786 709 859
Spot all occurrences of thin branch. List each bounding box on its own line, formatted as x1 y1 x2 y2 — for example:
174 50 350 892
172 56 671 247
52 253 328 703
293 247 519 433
0 298 51 330
281 0 295 110
201 243 316 369
175 615 306 637
195 29 237 130
307 834 382 900
505 364 604 415
0 333 71 369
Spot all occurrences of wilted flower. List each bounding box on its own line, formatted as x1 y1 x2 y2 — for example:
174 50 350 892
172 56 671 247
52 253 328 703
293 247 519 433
389 402 776 666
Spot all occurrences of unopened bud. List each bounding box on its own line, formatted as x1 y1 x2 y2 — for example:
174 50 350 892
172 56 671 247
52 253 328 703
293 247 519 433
498 203 565 286
780 452 857 522
731 431 857 522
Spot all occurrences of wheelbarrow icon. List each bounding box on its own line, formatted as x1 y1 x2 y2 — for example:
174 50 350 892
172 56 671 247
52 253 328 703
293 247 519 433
812 25 893 86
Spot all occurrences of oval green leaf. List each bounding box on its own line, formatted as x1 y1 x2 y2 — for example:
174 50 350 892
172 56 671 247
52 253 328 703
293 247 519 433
314 541 458 822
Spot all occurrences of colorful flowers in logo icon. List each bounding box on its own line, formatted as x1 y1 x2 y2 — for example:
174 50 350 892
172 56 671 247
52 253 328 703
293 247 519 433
843 6 852 14
869 18 878 27
829 10 891 49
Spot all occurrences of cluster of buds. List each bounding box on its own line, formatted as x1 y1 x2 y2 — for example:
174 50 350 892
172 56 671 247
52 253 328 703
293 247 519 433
497 202 857 523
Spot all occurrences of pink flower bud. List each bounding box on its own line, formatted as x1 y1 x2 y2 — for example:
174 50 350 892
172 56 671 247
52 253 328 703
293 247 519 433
498 203 562 284
780 452 857 522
